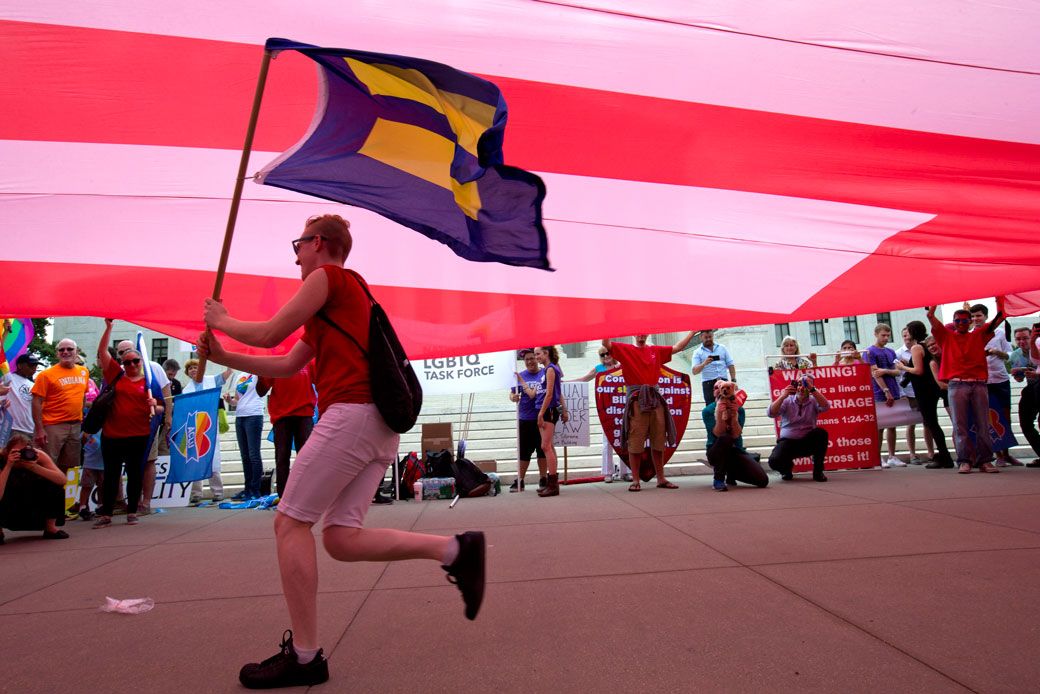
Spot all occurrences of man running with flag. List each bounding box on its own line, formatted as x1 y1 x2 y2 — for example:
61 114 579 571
198 214 485 689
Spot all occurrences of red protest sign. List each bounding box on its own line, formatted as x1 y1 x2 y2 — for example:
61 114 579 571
768 364 880 472
595 365 692 476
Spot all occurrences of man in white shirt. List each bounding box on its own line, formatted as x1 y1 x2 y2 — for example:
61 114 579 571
690 330 736 403
970 305 1021 466
1 354 40 439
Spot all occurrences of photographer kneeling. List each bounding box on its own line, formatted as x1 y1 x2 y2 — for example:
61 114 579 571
0 434 71 543
767 374 831 482
703 380 769 491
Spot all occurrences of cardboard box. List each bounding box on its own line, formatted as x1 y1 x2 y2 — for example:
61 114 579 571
421 422 454 456
473 460 497 473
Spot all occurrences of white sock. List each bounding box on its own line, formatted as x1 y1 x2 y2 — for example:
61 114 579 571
442 537 460 566
293 645 320 664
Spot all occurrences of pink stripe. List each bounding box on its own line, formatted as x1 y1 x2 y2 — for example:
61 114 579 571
5 3 1039 143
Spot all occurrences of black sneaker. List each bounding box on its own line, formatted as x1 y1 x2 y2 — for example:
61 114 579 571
508 479 524 493
239 630 329 690
442 531 486 621
372 492 393 505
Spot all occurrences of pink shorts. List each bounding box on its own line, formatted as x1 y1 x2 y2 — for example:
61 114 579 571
277 403 399 530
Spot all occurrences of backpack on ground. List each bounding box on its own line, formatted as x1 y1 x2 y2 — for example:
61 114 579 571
398 452 426 499
317 270 422 434
451 457 491 498
425 449 455 478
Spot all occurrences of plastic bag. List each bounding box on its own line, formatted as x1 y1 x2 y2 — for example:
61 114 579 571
100 596 155 614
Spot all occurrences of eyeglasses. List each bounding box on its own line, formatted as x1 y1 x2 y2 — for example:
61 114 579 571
953 318 971 324
122 358 142 366
598 352 609 358
291 234 323 255
57 347 76 353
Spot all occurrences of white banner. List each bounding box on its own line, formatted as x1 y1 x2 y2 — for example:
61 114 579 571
414 351 516 395
554 381 590 447
64 455 191 512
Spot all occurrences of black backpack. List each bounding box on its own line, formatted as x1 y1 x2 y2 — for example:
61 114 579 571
425 449 455 478
451 456 491 498
318 270 423 433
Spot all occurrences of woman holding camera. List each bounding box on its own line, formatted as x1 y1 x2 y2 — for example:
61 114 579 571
92 319 162 529
0 433 70 543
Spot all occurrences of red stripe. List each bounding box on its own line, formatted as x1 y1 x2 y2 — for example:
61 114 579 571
4 20 1040 225
5 256 1039 359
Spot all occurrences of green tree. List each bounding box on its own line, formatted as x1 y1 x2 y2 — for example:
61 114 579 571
26 318 57 365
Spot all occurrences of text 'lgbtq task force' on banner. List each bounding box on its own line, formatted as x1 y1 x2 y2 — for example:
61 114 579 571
768 364 880 472
594 366 691 469
414 350 516 396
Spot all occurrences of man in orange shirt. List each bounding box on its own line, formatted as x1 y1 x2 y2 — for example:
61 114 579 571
31 338 91 473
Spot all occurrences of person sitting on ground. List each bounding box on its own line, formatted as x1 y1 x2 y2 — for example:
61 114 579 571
927 300 1006 474
602 331 698 491
833 340 864 366
703 379 768 491
0 434 71 543
571 346 630 482
775 336 817 370
767 373 831 482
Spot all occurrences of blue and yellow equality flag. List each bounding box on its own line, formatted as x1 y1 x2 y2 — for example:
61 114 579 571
167 387 221 484
256 38 550 270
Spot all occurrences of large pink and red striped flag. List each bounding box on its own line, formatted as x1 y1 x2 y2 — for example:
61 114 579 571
2 2 1039 358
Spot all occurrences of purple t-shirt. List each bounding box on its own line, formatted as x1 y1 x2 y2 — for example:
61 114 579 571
865 345 901 401
536 363 563 411
513 367 544 421
771 395 830 439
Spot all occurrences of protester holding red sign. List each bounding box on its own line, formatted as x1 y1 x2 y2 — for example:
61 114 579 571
601 332 697 491
767 374 831 482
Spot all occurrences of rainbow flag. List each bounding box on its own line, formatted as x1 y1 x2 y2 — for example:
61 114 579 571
1 318 34 375
167 386 221 483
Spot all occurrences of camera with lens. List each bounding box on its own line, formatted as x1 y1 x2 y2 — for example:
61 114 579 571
18 446 37 462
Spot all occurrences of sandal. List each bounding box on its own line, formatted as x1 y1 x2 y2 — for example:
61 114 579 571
628 483 641 492
656 481 678 489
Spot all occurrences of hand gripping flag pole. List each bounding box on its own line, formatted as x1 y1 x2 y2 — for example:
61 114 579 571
195 49 273 382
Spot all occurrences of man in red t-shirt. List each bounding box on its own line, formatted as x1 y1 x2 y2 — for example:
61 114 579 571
257 365 317 497
198 214 485 689
601 332 698 491
927 299 1005 473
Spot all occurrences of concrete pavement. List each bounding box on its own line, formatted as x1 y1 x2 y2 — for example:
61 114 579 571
2 465 1039 693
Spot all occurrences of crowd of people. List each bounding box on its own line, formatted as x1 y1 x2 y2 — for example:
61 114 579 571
1 209 1038 688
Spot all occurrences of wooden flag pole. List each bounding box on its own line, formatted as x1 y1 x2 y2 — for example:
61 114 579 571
195 48 273 382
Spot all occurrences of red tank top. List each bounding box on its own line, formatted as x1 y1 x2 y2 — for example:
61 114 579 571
301 266 373 414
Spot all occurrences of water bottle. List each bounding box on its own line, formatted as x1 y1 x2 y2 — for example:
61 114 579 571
413 480 423 501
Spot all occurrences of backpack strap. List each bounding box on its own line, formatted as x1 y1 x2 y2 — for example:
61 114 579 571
315 268 379 358
344 268 378 306
317 310 368 359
